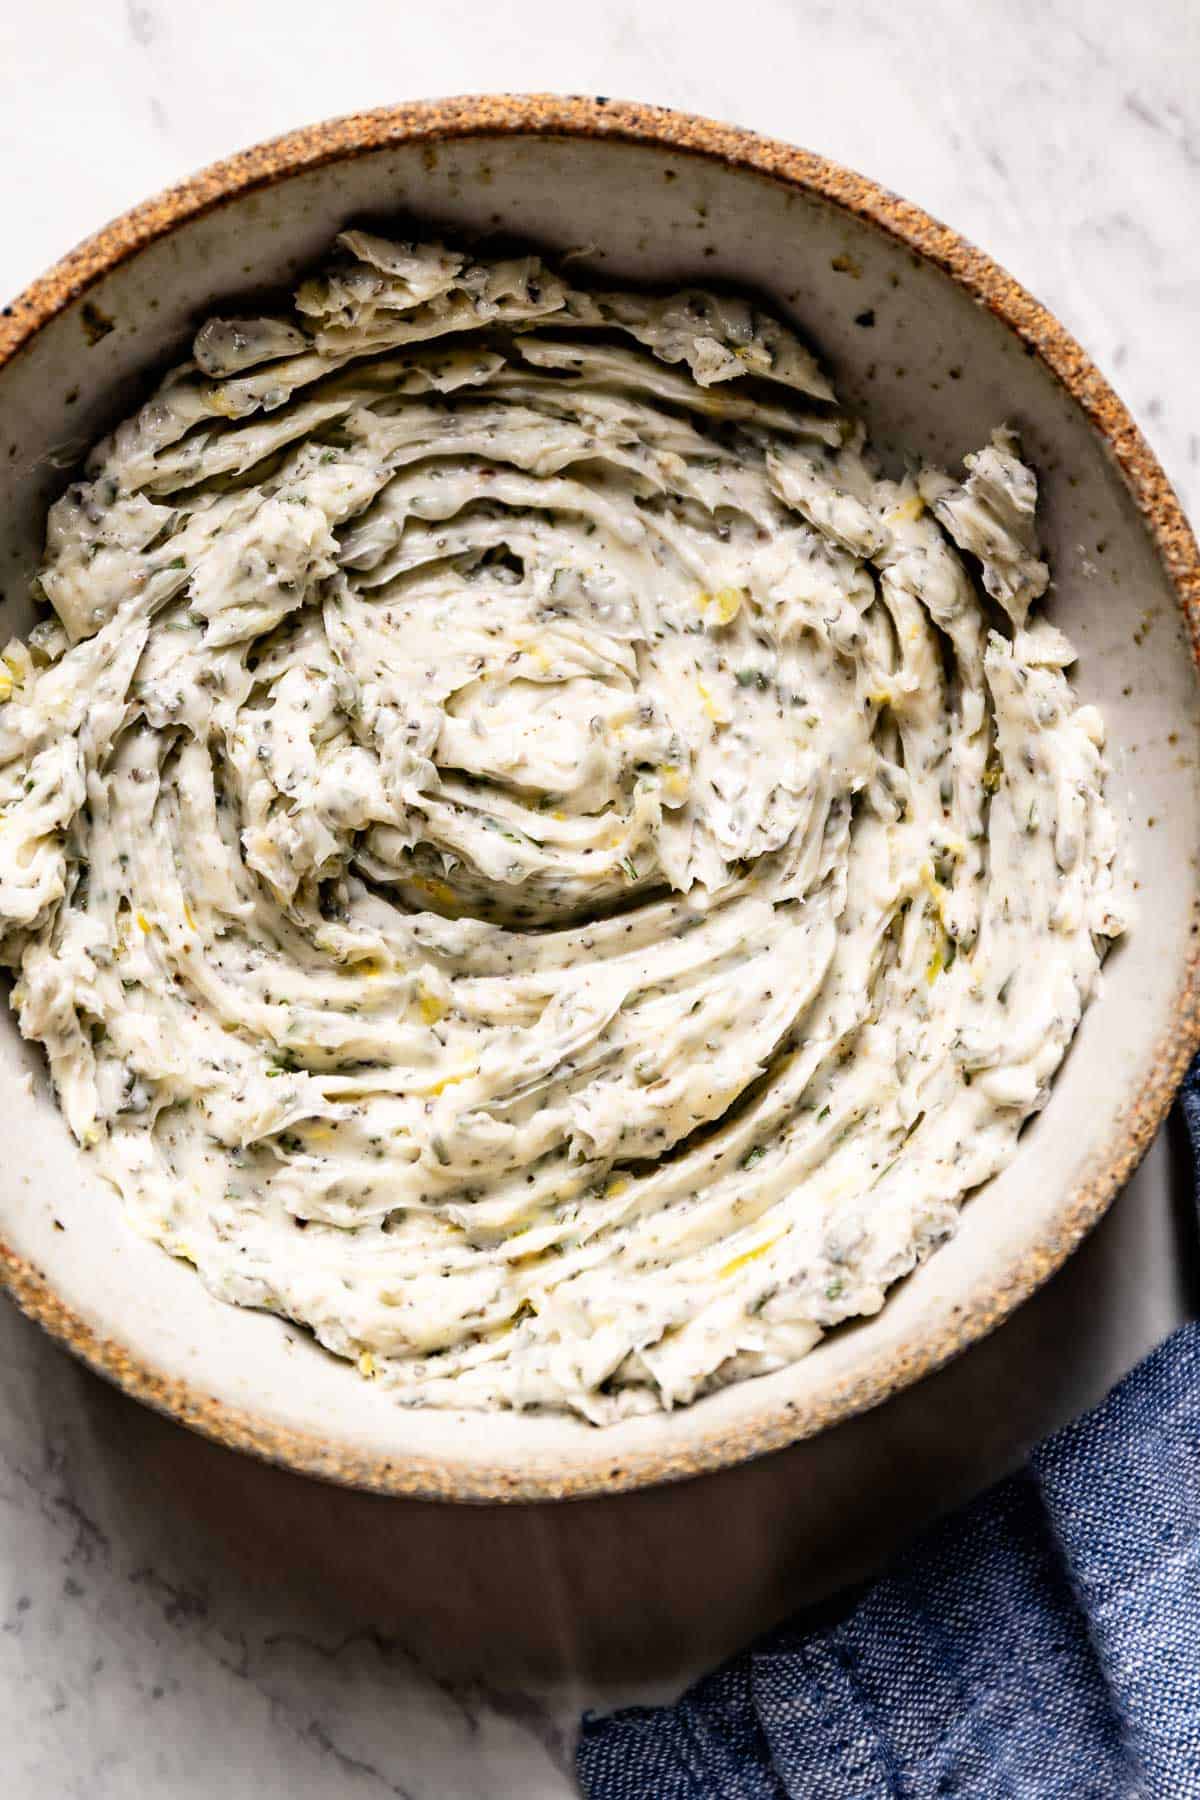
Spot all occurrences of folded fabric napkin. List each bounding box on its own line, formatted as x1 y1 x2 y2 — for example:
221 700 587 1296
577 1066 1200 1800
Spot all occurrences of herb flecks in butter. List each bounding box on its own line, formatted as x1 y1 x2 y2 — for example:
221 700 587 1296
0 232 1128 1424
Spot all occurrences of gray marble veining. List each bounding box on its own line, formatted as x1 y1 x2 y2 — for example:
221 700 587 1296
0 1310 580 1798
1 3 1197 1794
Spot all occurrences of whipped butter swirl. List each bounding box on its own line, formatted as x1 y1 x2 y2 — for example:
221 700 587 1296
0 234 1126 1419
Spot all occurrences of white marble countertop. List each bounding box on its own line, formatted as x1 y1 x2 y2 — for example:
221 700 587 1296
1 3 1198 1794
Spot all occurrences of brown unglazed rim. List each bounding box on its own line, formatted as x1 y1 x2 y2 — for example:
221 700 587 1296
1 95 1198 1503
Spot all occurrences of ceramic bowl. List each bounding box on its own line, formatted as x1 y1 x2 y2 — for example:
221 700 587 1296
1 97 1197 1501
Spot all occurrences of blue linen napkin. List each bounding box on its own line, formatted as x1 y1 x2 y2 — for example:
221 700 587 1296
577 1067 1200 1799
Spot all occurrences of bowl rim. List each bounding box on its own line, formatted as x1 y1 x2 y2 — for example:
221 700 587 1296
1 93 1198 1503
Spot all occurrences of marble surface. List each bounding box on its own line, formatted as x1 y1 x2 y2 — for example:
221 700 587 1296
1 2 1198 1794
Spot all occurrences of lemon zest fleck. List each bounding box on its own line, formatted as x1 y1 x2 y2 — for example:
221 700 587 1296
509 1250 549 1272
418 987 447 1025
919 862 946 924
697 679 729 724
503 1223 559 1265
420 1062 478 1097
413 876 461 915
719 1235 780 1280
887 492 925 526
357 1351 378 1379
207 387 244 420
697 586 743 626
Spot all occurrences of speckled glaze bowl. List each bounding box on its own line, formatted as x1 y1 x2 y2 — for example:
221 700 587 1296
1 97 1197 1502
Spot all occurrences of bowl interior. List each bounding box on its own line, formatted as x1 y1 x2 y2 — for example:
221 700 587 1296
1 123 1197 1499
